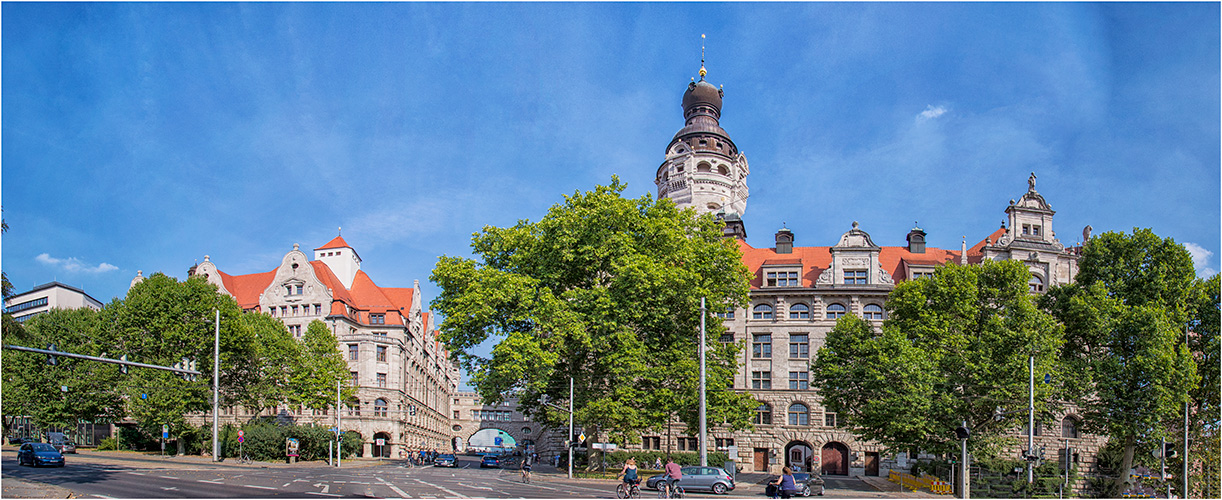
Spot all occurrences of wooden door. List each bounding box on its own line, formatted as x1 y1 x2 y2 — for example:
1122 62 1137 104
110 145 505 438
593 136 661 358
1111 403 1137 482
754 448 769 472
821 443 848 475
865 452 879 476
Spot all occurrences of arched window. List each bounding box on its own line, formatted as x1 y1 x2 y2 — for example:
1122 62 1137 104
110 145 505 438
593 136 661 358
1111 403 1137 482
755 402 772 425
697 162 712 172
1029 274 1045 293
788 403 809 426
863 304 884 320
826 303 847 319
717 165 730 175
753 304 774 320
374 398 388 417
1061 416 1079 438
790 303 810 320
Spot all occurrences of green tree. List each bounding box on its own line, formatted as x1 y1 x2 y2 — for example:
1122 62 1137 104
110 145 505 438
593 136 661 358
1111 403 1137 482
232 311 299 412
813 260 1063 456
1041 228 1200 492
98 273 256 448
291 319 356 411
1 308 126 432
430 179 754 442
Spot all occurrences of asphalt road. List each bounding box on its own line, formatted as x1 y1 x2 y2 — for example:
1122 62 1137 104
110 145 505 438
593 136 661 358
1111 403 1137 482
1 449 910 499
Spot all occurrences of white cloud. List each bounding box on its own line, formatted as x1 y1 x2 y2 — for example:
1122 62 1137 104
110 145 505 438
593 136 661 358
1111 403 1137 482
1182 242 1217 278
918 104 948 120
35 253 119 274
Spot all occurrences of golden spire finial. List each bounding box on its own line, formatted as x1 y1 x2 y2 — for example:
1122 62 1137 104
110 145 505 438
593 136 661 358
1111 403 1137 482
699 34 707 80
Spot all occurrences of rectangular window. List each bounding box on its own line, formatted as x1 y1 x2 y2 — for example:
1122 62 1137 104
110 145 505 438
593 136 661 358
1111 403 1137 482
377 373 387 388
752 334 772 358
678 437 698 451
374 331 388 338
719 332 734 343
291 305 299 316
315 304 322 315
844 270 868 285
453 410 460 419
280 306 288 316
377 345 387 362
913 271 934 280
766 271 800 287
643 436 662 450
715 309 735 319
715 438 735 449
1023 224 1031 235
270 307 276 317
1032 225 1041 236
289 325 302 336
348 344 359 361
350 371 359 386
4 297 48 314
788 371 809 390
370 313 385 325
751 371 772 390
825 412 837 427
789 334 809 358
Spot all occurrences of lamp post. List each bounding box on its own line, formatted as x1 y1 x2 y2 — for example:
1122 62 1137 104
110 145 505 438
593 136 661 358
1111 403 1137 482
212 310 220 462
699 297 707 467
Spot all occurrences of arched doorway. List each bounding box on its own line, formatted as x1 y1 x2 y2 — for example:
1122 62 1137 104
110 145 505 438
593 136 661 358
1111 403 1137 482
784 441 815 473
821 442 849 476
373 432 392 458
468 428 517 455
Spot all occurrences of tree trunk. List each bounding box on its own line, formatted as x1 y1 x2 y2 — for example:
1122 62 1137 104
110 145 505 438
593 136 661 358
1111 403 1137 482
1115 434 1136 492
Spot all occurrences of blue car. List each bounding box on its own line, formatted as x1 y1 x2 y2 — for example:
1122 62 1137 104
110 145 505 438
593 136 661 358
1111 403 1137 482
17 442 65 467
480 455 500 468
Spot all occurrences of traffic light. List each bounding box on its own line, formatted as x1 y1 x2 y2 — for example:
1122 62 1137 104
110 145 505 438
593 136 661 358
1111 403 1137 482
954 425 970 440
46 344 58 366
120 354 128 374
1163 442 1177 459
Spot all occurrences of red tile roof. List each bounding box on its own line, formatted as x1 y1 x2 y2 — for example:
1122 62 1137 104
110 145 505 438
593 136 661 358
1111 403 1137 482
316 235 351 250
737 228 1004 289
217 269 276 310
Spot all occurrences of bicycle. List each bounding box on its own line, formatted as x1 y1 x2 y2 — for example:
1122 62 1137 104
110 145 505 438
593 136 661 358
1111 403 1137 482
657 480 684 499
236 453 253 465
616 481 641 498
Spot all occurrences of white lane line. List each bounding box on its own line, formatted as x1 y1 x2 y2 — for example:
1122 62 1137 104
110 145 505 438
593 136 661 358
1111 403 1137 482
126 472 146 476
377 476 410 497
305 493 341 497
282 482 292 487
495 476 561 491
413 478 465 498
245 484 277 490
159 476 178 479
197 479 225 484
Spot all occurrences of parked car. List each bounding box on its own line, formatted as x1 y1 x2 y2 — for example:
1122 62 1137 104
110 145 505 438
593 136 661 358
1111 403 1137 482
51 440 76 454
8 436 25 445
791 472 825 496
645 466 736 494
480 455 501 468
434 454 458 467
17 442 65 467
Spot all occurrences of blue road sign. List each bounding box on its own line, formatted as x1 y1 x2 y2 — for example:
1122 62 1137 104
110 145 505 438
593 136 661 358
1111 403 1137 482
1044 374 1051 384
141 393 148 400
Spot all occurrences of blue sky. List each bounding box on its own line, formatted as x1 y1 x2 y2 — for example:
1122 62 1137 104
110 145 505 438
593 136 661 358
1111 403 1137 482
5 3 1219 319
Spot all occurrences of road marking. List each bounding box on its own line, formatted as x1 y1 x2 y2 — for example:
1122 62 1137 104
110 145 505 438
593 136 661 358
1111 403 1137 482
313 483 331 494
413 478 465 498
197 480 224 484
126 472 145 476
160 487 178 491
377 476 410 497
245 484 277 490
159 476 178 479
305 492 341 497
282 482 292 487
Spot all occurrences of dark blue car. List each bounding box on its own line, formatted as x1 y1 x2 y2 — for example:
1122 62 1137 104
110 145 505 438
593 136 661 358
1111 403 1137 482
480 455 500 468
18 442 65 467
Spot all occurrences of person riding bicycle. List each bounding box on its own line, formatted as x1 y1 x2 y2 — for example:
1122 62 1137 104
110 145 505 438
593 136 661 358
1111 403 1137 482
521 452 534 481
618 457 640 488
663 457 682 497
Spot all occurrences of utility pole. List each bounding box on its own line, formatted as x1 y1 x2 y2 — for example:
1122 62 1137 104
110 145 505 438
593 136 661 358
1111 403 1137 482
569 376 574 479
212 310 220 462
1028 355 1035 485
699 297 707 467
336 379 342 468
1184 324 1190 498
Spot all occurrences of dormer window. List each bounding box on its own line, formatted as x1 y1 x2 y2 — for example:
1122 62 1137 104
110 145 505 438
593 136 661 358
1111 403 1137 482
843 270 867 285
766 271 799 287
370 313 385 325
1022 224 1041 236
285 283 304 296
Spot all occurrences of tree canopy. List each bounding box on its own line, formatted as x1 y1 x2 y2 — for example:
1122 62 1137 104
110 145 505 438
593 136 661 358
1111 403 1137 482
1040 228 1200 493
813 260 1063 456
430 178 755 441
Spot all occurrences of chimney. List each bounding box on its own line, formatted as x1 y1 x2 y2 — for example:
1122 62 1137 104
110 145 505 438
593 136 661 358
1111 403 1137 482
775 225 794 254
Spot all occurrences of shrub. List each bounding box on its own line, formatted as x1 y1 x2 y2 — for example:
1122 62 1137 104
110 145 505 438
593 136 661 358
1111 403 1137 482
97 437 118 451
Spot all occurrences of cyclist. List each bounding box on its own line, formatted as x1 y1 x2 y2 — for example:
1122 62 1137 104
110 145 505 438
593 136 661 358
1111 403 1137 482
520 452 534 483
618 458 640 495
662 457 682 498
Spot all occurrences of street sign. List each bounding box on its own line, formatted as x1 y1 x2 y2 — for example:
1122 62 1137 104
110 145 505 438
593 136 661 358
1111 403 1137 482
238 429 245 443
578 432 586 443
162 425 169 439
141 393 148 400
1044 373 1051 384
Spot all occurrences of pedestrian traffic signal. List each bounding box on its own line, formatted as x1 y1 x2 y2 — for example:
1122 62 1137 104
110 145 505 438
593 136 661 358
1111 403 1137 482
120 354 128 374
46 344 58 366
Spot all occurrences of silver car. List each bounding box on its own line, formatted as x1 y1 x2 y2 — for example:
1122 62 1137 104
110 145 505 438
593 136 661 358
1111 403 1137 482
646 466 736 494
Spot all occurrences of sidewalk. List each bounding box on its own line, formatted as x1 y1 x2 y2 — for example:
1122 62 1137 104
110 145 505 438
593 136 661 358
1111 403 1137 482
0 477 76 499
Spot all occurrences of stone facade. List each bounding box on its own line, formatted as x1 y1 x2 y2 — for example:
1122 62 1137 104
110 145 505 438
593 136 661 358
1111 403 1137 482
448 391 553 456
177 235 461 457
638 64 1105 482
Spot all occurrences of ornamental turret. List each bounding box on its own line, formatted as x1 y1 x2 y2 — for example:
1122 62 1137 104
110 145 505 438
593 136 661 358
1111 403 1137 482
656 51 750 220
